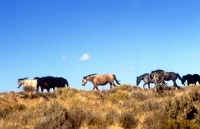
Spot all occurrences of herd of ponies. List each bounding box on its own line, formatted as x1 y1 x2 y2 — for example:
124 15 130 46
17 69 200 92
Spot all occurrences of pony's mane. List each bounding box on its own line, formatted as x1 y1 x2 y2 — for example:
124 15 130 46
18 77 28 82
83 74 98 79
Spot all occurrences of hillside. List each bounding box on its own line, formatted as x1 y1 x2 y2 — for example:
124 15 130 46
1 84 200 129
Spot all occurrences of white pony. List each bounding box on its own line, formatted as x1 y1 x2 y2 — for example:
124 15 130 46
17 78 38 92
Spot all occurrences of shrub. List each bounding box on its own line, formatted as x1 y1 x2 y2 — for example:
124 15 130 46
188 88 200 102
23 86 35 92
119 99 137 110
105 109 118 125
55 88 63 96
118 110 139 129
162 95 197 120
109 90 129 100
161 119 200 129
142 115 160 129
132 86 142 91
117 84 132 91
86 112 107 129
63 107 86 129
109 87 118 93
101 90 111 96
34 100 68 129
70 88 79 93
34 100 89 129
36 92 49 100
109 98 120 105
139 99 161 112
153 89 175 98
45 92 56 99
0 104 26 119
129 91 148 101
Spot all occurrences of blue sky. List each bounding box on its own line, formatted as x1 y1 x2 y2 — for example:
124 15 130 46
1 0 200 92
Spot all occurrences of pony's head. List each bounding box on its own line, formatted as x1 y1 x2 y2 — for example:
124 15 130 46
181 76 186 85
136 77 140 86
17 80 24 88
82 74 97 86
82 77 87 86
17 78 28 88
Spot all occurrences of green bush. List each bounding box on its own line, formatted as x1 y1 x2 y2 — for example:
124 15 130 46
117 84 132 91
120 99 136 109
105 109 118 125
188 88 200 102
23 86 35 92
162 96 197 120
118 110 139 129
139 99 161 112
86 112 107 129
142 112 163 129
129 91 148 101
0 104 26 119
161 119 200 129
109 90 129 100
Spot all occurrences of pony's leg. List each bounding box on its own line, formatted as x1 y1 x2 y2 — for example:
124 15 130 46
94 86 98 91
41 88 44 92
109 82 114 89
148 83 150 89
173 80 177 86
113 83 116 87
36 86 39 92
143 84 145 89
172 80 179 90
143 82 147 89
187 81 190 86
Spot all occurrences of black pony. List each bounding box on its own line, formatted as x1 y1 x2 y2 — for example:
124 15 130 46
150 70 184 89
34 76 69 92
182 74 200 85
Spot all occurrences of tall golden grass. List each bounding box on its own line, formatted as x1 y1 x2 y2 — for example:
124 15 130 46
1 85 200 129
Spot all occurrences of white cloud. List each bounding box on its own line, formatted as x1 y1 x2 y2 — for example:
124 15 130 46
196 55 200 60
116 67 135 74
129 67 135 72
79 53 90 61
61 54 66 60
181 58 185 61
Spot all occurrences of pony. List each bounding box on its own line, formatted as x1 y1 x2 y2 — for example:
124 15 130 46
182 74 200 86
54 77 69 88
150 70 183 90
136 73 167 89
33 77 51 92
34 76 69 92
17 78 38 92
136 73 154 89
82 73 120 91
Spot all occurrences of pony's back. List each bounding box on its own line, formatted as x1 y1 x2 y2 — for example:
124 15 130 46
24 79 38 89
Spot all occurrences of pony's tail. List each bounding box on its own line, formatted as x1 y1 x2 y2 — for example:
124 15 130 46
176 73 183 84
65 79 69 87
114 74 120 85
176 73 182 81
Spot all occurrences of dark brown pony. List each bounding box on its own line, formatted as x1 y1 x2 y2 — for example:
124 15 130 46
82 73 120 91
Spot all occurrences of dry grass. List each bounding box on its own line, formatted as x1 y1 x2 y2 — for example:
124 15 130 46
1 84 200 129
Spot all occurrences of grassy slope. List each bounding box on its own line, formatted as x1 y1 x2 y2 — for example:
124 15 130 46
1 84 200 129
